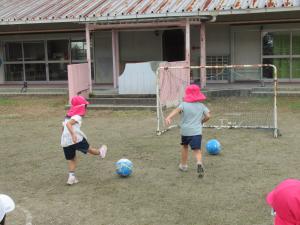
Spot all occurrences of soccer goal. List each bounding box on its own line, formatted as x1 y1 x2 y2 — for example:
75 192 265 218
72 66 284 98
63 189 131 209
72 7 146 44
156 64 279 138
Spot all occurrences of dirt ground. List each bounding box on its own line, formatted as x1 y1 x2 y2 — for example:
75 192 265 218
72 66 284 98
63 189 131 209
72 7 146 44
0 95 299 225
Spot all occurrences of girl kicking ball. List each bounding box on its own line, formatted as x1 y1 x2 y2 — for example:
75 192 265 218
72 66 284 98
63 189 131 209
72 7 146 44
61 95 107 185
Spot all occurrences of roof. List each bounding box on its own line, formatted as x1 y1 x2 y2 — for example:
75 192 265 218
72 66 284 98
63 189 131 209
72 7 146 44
0 0 299 25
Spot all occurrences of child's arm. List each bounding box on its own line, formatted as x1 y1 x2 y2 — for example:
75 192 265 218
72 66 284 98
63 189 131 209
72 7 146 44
202 111 211 124
165 108 182 125
66 119 77 144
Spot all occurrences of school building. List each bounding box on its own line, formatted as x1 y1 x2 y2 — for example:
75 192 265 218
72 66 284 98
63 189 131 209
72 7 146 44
0 0 300 89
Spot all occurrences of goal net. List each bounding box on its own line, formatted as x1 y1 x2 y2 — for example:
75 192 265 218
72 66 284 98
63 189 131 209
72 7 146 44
156 64 279 138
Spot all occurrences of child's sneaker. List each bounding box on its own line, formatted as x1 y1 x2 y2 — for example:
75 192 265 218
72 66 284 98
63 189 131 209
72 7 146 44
99 145 107 159
197 164 205 178
179 164 188 172
67 176 79 185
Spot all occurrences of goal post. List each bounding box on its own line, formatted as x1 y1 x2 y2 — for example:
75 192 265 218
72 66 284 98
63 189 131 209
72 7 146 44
156 64 279 138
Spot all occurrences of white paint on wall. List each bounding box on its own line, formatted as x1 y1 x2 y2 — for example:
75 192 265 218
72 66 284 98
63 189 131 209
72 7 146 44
118 61 160 94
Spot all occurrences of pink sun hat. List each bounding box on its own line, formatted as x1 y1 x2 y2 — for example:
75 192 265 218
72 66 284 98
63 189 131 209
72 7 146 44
183 84 206 103
266 179 300 225
67 95 90 117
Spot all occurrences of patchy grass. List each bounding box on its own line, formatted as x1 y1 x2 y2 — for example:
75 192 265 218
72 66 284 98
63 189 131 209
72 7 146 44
0 95 299 225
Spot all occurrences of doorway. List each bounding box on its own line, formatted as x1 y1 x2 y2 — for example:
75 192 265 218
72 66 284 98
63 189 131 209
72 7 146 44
162 29 185 62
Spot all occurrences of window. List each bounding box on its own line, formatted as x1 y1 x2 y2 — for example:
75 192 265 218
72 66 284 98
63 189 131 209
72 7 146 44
292 58 300 78
25 64 46 81
263 58 290 79
3 36 92 82
49 63 68 81
5 42 22 62
292 31 300 55
71 41 87 61
4 64 23 81
23 41 45 61
262 31 300 79
263 32 290 56
47 40 69 61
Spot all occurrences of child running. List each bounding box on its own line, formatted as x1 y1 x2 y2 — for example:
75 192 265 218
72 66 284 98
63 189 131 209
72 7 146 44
61 95 107 185
165 84 210 177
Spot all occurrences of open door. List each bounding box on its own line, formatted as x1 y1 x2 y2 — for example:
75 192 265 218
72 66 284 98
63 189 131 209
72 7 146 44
162 29 185 62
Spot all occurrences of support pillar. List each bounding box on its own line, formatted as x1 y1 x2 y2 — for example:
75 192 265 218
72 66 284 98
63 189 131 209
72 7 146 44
185 19 191 80
85 24 92 92
200 23 206 88
112 30 120 88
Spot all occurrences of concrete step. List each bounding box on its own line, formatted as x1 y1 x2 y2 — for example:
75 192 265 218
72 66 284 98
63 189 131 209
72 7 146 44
251 91 300 97
88 97 156 106
252 87 300 92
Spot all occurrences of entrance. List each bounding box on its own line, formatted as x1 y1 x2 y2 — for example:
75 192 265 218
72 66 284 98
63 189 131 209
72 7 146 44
162 29 185 62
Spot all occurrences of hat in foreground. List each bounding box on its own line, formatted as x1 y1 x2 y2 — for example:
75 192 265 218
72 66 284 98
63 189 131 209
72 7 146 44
266 179 300 225
183 84 206 103
0 194 15 221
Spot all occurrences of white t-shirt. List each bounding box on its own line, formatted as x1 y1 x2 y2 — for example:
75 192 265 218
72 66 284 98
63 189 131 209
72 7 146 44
61 115 87 147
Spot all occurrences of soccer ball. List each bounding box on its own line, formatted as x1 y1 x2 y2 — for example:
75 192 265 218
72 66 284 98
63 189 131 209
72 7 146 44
206 139 221 155
116 159 133 177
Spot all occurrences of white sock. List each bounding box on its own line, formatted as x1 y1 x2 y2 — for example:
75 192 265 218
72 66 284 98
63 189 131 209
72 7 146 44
69 172 75 177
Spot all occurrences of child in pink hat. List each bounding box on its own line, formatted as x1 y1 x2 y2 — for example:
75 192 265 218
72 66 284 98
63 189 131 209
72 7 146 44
165 84 210 177
61 95 108 185
266 179 300 225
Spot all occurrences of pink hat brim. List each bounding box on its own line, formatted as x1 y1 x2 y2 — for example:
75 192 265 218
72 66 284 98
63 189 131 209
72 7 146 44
183 92 206 102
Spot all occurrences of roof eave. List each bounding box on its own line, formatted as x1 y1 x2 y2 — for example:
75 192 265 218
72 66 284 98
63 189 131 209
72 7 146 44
0 7 299 26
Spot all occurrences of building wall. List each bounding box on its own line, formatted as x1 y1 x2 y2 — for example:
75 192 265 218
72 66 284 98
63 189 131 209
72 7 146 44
119 30 162 73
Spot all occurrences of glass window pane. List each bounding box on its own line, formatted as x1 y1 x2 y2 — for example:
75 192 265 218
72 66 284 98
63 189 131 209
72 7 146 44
263 32 290 55
71 41 87 61
47 40 69 61
292 32 300 55
25 64 46 81
263 58 290 78
292 58 300 78
49 63 68 81
24 41 45 61
4 42 22 61
4 64 23 81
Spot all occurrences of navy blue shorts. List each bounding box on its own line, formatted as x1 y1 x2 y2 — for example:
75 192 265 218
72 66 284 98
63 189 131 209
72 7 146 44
181 135 202 150
63 138 90 160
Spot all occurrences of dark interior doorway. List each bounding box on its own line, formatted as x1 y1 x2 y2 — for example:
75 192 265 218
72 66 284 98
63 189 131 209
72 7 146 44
162 29 185 62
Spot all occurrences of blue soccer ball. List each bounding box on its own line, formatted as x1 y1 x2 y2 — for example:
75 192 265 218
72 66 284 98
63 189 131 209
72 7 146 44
206 139 221 155
116 159 133 177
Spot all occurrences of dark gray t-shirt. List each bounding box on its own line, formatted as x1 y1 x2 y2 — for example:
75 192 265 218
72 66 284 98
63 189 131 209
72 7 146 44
178 102 209 136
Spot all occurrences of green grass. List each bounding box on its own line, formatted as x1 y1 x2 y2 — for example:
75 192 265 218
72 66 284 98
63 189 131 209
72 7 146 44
0 97 18 105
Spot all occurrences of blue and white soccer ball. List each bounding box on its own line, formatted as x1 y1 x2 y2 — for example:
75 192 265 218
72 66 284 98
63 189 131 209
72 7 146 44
206 139 221 155
116 159 133 177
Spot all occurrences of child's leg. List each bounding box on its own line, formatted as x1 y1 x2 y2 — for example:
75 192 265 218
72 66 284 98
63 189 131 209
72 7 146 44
88 145 107 159
68 156 77 172
181 145 189 165
88 147 100 155
193 149 203 165
67 156 79 185
193 149 205 177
